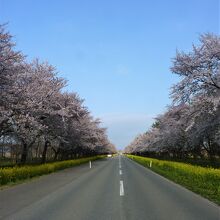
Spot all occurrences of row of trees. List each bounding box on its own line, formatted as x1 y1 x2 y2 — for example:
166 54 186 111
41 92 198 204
0 24 116 164
125 34 220 159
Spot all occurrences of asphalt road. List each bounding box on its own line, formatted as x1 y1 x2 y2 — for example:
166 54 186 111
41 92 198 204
0 156 219 220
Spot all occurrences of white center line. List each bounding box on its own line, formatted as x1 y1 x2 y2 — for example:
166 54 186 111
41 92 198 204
119 170 122 175
119 155 122 168
120 180 124 196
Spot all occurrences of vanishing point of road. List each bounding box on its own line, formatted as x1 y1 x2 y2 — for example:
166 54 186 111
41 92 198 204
0 156 219 220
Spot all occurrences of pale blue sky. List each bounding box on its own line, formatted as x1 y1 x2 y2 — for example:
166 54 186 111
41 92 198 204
1 0 219 149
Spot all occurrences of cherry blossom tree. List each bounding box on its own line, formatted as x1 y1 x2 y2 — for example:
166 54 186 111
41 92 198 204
126 33 220 160
171 33 220 104
0 24 114 164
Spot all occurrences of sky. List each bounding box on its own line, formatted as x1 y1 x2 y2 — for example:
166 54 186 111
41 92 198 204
1 0 219 149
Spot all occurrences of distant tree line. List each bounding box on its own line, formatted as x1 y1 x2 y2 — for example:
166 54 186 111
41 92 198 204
0 24 116 164
125 34 220 160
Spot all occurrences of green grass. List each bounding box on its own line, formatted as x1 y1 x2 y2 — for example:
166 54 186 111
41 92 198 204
127 155 220 205
0 156 105 186
0 161 16 168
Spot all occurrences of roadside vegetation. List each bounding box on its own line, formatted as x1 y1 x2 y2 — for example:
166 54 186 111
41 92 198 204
127 155 220 205
0 156 105 186
0 24 116 166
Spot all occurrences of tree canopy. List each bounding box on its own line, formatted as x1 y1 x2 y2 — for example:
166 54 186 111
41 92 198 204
125 34 220 159
0 24 116 163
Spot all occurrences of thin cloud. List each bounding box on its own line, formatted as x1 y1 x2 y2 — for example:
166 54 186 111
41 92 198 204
98 113 155 149
116 65 130 76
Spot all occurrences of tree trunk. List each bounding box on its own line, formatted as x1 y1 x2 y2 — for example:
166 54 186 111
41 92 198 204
20 142 28 164
20 138 37 164
41 140 50 163
52 147 60 161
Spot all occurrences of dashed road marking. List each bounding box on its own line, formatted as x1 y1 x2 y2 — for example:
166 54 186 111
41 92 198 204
120 180 124 196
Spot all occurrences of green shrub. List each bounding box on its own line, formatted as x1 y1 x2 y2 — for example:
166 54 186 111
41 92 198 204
0 156 104 186
127 155 220 205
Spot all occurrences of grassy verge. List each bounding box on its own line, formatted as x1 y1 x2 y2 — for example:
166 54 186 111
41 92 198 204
135 156 220 168
127 155 220 205
0 155 105 186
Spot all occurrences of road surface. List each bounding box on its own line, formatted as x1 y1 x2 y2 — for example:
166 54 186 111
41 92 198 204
0 156 219 220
